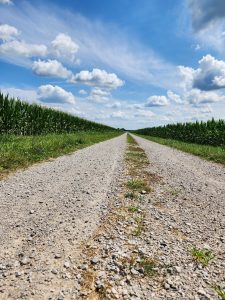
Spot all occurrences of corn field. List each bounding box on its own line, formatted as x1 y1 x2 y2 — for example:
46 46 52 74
134 119 225 147
0 93 115 135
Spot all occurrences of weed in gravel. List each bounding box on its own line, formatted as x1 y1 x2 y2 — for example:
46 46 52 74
133 216 145 236
128 206 140 213
125 191 138 200
191 247 215 266
140 257 158 277
166 187 179 196
127 179 146 190
214 286 225 300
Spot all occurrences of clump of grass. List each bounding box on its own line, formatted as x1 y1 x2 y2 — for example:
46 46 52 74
126 179 146 190
191 246 215 266
140 257 158 277
127 134 137 145
128 206 140 213
133 216 145 236
214 286 225 300
125 192 138 200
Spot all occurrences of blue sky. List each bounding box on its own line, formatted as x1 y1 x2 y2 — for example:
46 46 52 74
1 0 225 129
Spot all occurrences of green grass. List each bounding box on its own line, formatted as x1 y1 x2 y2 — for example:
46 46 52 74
140 257 158 277
137 135 225 165
0 131 121 177
126 179 146 190
128 206 140 213
191 246 215 266
214 286 225 300
125 191 138 200
133 216 145 236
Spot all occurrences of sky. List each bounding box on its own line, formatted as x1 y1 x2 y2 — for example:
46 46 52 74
1 0 225 129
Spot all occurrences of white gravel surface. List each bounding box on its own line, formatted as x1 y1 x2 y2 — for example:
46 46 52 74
0 134 126 299
75 135 225 300
132 135 225 299
0 133 224 300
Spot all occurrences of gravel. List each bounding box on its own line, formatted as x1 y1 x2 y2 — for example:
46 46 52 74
0 133 224 299
132 134 225 299
0 134 126 299
74 134 224 300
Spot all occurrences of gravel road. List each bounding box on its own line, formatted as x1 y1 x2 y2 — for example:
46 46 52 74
132 135 225 299
0 134 126 299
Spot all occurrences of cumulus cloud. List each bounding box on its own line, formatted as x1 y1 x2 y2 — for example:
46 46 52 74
106 101 121 109
145 95 169 107
110 111 128 119
71 68 124 90
199 105 213 114
79 89 88 95
38 85 76 104
0 40 48 58
167 90 183 104
51 33 79 63
32 59 72 79
179 55 225 91
0 0 13 4
188 0 225 32
87 87 110 103
185 89 225 105
0 24 19 41
134 110 155 118
127 103 143 110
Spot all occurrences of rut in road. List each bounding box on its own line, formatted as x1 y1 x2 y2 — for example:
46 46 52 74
0 134 126 300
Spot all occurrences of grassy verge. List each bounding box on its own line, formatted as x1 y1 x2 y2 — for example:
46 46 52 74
0 131 121 178
136 135 225 165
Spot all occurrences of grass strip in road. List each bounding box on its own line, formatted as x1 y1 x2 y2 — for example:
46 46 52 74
136 135 225 165
0 131 121 179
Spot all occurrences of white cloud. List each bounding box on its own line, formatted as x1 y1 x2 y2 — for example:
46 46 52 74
79 89 88 95
0 0 13 4
106 101 121 109
178 65 195 91
0 40 48 58
38 85 76 104
199 105 213 114
185 89 225 105
0 24 19 41
134 110 155 118
145 95 169 107
51 33 79 63
32 59 72 79
71 68 124 90
127 103 144 110
87 87 111 103
167 90 183 104
110 111 128 119
179 55 225 91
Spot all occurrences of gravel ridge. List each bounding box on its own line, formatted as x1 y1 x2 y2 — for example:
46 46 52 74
0 134 126 299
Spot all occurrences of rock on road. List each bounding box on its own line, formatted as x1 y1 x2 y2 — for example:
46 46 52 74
0 134 126 299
